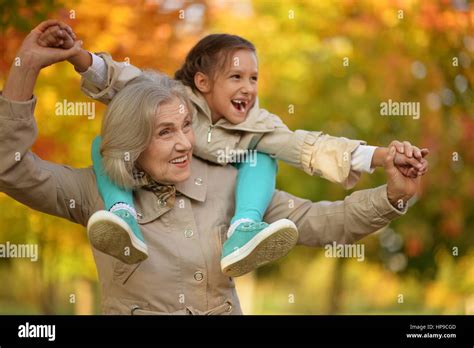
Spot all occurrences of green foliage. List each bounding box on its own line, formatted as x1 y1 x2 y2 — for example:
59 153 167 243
0 0 64 33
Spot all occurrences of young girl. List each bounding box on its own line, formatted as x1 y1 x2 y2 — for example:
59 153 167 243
38 25 428 277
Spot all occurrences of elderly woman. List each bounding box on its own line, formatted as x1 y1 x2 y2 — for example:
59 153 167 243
0 21 421 315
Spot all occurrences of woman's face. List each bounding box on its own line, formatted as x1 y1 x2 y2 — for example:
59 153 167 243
137 96 195 185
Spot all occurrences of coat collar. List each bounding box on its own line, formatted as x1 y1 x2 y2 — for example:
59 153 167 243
134 156 208 224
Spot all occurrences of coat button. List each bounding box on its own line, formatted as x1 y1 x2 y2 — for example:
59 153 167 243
184 229 193 238
194 271 204 281
137 213 143 220
158 199 167 207
225 301 232 313
130 305 141 315
194 177 203 186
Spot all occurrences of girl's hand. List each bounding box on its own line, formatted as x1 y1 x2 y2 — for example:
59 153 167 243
390 140 429 178
371 141 429 178
16 20 82 71
37 24 76 49
385 146 422 209
34 21 91 73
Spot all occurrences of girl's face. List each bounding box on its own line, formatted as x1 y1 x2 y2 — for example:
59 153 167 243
137 97 195 185
202 49 259 124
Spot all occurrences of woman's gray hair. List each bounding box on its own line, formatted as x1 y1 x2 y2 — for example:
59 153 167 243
100 70 193 189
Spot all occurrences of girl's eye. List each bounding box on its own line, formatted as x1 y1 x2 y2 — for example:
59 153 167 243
251 76 258 82
231 74 240 79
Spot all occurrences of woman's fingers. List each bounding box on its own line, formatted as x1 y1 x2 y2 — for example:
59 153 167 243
55 40 83 61
59 23 76 40
55 28 75 48
419 158 429 174
37 34 49 47
53 27 72 47
34 21 76 47
407 167 418 178
388 141 429 177
51 27 66 47
406 156 422 169
37 25 74 49
395 153 423 169
411 159 428 176
41 26 61 46
31 20 63 35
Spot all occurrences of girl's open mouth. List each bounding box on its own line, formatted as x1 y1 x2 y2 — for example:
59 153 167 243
231 99 248 113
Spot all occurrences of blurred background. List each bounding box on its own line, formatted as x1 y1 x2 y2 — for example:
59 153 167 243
0 0 473 314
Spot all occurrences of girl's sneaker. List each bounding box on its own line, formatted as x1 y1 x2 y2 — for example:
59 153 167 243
221 218 298 277
87 206 148 264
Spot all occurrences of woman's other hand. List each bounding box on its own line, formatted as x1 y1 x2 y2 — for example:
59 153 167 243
385 146 423 210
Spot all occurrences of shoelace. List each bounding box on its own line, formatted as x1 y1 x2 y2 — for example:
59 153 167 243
240 222 267 231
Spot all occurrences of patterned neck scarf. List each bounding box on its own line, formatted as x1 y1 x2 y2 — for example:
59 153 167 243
133 167 176 207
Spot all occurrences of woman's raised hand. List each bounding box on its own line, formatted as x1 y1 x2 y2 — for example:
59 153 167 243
16 20 82 71
3 20 82 101
35 20 92 73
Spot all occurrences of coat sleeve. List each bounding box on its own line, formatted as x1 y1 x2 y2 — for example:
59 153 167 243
263 185 406 247
0 94 100 226
255 111 366 189
80 52 143 105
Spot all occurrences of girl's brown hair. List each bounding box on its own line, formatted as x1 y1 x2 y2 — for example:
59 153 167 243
174 34 256 92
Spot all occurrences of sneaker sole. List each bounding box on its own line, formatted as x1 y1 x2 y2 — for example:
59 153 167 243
87 211 148 264
221 219 298 277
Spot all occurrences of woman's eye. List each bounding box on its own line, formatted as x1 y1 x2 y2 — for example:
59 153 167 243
159 129 171 136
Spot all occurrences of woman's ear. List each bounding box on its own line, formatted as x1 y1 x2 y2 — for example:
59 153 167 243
194 72 211 93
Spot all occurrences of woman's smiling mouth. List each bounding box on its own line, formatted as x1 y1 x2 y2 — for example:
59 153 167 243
169 155 189 168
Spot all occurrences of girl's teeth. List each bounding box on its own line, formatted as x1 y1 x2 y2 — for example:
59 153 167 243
232 100 246 111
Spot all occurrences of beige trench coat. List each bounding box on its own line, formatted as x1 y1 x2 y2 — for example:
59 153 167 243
0 94 406 314
81 53 366 189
